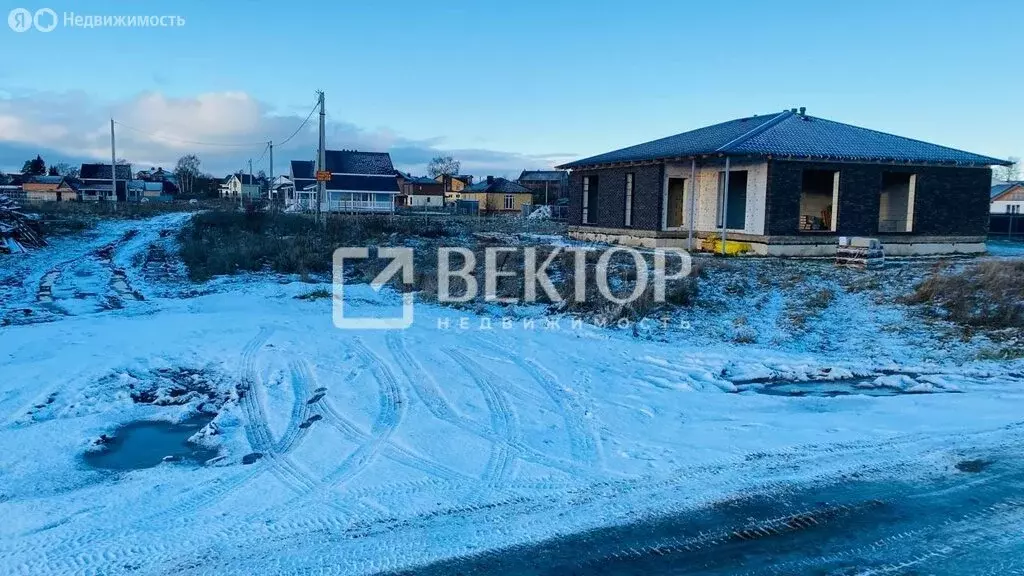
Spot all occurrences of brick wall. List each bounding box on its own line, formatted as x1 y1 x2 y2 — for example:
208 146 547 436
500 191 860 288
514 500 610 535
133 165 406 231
568 164 664 230
767 161 992 236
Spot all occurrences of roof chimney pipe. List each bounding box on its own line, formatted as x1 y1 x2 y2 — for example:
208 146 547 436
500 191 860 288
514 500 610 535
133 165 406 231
487 175 494 184
790 108 797 113
799 107 806 115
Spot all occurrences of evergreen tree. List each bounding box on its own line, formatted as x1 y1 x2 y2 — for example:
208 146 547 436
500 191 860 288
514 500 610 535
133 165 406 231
20 155 46 176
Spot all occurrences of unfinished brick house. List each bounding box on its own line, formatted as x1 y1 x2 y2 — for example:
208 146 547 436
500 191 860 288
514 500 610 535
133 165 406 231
558 109 1011 256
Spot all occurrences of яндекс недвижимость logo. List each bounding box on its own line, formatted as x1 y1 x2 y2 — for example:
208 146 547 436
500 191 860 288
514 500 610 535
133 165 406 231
8 7 57 32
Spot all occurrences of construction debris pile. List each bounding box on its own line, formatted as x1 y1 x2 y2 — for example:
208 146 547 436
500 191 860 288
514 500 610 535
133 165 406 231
0 195 45 254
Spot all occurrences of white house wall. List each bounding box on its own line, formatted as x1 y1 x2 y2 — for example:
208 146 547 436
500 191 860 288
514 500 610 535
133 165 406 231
663 160 768 235
409 195 444 207
992 200 1024 214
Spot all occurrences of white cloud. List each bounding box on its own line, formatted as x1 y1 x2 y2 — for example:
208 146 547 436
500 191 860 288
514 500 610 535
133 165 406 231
0 90 574 178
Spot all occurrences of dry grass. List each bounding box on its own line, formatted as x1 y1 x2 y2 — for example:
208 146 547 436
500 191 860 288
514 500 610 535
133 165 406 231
179 210 704 324
26 199 204 236
178 211 458 281
906 260 1024 329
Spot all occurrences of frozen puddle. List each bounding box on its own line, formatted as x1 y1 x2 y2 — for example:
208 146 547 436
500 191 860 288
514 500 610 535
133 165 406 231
736 375 963 397
84 417 216 471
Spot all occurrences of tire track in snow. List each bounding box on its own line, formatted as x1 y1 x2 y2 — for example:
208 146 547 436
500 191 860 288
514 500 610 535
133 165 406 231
472 336 602 467
386 332 593 479
322 337 406 487
320 393 471 484
520 357 602 467
132 338 418 574
239 328 318 495
443 348 521 497
275 358 313 454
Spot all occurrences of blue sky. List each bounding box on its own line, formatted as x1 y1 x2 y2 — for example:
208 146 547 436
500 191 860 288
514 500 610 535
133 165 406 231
0 0 1021 177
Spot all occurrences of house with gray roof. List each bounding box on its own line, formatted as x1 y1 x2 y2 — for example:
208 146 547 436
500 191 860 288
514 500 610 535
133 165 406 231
991 181 1024 215
557 108 1011 256
79 163 134 201
288 160 316 210
457 176 533 213
286 151 399 213
518 170 569 204
323 150 399 213
218 173 264 199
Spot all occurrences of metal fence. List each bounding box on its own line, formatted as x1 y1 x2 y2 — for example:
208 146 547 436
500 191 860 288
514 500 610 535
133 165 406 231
0 189 26 201
989 214 1024 239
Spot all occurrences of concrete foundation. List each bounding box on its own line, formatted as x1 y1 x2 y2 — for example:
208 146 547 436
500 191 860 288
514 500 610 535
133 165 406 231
568 226 987 257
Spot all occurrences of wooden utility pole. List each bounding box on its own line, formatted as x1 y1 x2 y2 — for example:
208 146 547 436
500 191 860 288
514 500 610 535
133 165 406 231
316 90 326 223
110 118 117 203
268 140 274 201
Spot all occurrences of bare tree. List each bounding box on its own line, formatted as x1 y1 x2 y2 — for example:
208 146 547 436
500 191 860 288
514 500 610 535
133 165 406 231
995 157 1021 183
427 155 460 178
174 154 201 197
51 162 79 178
994 157 1021 183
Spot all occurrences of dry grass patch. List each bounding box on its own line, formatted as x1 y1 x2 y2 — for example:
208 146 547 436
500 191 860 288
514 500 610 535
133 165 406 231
906 260 1024 329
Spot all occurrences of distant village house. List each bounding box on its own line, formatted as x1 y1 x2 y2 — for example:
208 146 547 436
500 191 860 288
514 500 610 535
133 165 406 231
518 170 569 204
79 163 133 201
459 176 533 213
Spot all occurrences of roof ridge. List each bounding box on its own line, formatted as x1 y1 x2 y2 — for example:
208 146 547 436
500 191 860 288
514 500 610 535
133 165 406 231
715 110 792 153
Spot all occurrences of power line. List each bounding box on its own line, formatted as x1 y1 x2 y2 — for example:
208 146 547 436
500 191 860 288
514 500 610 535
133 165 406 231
275 99 319 146
254 142 270 164
112 96 320 150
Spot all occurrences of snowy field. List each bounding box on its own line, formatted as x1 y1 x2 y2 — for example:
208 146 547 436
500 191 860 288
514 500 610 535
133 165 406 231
0 215 1023 575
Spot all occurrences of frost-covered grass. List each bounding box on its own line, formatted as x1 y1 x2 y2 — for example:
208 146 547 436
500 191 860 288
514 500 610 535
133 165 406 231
27 199 200 237
907 260 1024 329
177 210 564 281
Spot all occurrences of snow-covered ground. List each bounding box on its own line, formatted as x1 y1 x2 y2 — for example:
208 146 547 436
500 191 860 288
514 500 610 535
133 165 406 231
0 216 1022 575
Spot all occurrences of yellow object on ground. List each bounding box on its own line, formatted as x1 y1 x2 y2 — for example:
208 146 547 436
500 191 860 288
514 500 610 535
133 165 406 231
703 236 752 255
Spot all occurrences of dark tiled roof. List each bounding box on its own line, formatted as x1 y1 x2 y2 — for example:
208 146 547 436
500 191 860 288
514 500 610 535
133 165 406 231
294 178 316 192
409 181 444 195
291 160 315 180
465 178 532 194
991 181 1024 199
80 163 133 180
26 175 65 185
518 170 568 182
224 173 261 185
559 111 1011 169
326 174 399 192
410 176 439 184
325 150 395 175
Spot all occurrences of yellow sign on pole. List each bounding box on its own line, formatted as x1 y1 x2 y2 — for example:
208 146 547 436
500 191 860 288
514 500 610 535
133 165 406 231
316 170 332 182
